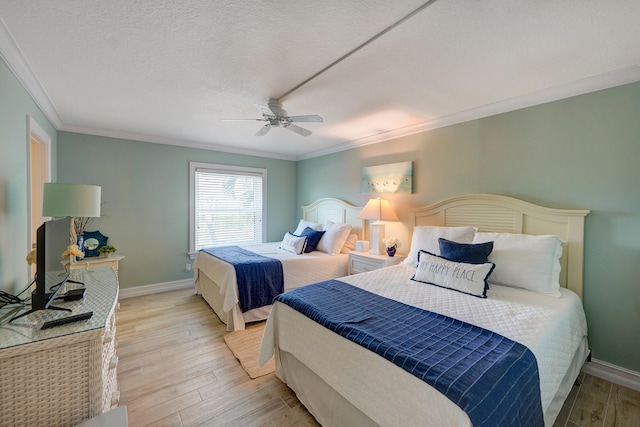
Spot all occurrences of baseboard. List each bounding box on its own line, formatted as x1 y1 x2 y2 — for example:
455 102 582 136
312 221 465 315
582 358 640 392
119 279 194 299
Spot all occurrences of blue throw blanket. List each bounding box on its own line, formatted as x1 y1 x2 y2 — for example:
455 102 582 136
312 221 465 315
201 246 284 312
276 280 544 427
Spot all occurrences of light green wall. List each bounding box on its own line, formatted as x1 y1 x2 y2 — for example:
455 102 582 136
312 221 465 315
57 132 297 290
3 50 639 374
0 57 57 295
297 81 640 373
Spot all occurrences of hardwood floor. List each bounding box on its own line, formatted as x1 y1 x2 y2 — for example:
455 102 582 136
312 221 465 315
117 288 639 426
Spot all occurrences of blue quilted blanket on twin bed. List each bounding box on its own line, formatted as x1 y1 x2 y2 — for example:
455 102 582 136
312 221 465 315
201 246 284 312
276 279 544 427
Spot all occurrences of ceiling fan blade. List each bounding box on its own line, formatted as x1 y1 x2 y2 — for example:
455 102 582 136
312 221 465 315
287 115 323 123
255 124 272 136
285 124 312 137
267 99 288 117
222 118 265 122
254 104 275 117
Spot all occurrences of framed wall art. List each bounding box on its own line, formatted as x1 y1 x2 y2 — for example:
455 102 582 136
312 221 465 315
362 161 413 194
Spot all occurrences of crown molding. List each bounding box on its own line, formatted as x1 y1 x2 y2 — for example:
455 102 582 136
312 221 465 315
297 66 640 160
0 16 62 128
58 124 297 161
2 17 638 162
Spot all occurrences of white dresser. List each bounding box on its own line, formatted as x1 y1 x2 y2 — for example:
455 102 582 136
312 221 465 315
0 267 120 426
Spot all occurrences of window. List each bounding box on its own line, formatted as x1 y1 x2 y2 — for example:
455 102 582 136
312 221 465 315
189 162 266 256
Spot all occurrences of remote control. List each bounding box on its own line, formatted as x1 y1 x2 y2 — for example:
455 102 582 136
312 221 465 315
41 311 93 329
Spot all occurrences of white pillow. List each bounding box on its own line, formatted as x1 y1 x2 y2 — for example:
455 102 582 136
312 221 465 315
293 220 323 236
472 232 565 297
341 233 358 253
412 250 494 298
404 226 477 267
280 232 307 255
317 221 353 255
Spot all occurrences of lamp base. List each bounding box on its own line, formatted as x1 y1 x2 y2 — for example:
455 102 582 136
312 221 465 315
369 223 385 255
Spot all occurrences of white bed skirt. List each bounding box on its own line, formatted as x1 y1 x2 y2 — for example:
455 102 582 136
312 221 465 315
269 303 589 427
195 270 270 330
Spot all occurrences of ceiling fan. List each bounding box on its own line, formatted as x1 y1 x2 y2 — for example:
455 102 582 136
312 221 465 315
224 99 323 136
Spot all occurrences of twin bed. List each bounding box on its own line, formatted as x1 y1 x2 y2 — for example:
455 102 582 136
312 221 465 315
257 194 590 427
193 198 363 331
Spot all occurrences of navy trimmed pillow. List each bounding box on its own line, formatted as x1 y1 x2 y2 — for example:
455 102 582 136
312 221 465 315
300 227 326 253
280 232 308 255
412 250 495 298
438 238 494 264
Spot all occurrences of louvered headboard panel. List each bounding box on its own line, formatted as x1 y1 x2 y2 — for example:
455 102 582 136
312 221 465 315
409 194 590 299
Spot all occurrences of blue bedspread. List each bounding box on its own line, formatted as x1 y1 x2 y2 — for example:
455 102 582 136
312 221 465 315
276 279 544 427
201 246 284 312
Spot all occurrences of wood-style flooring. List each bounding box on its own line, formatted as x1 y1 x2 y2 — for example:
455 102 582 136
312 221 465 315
116 288 640 426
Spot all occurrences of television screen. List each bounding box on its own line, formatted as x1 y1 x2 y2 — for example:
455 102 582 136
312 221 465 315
40 218 70 309
34 217 71 310
9 217 71 322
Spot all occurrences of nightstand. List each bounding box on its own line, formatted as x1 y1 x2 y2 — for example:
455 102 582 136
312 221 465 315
348 251 406 275
64 254 124 276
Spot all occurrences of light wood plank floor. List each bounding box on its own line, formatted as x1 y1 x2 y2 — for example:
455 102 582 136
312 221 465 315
117 288 639 426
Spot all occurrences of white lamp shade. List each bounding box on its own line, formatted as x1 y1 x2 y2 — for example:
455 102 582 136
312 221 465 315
357 198 399 222
42 183 101 218
358 198 398 254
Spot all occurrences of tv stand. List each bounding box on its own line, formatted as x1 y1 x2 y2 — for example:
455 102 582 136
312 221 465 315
0 266 120 425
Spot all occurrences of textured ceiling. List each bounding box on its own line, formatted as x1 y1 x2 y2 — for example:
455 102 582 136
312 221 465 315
1 0 639 160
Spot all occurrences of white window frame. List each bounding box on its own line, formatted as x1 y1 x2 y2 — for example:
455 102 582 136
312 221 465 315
26 116 52 277
188 162 267 258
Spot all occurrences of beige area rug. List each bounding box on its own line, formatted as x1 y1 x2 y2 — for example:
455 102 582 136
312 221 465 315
224 322 275 379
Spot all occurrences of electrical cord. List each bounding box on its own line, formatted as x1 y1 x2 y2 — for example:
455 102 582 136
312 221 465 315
0 278 35 309
0 290 23 308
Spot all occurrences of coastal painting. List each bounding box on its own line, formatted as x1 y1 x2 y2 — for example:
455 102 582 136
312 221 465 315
362 161 413 194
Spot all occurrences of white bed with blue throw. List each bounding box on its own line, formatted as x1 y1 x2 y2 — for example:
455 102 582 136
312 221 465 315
193 198 363 331
259 194 590 427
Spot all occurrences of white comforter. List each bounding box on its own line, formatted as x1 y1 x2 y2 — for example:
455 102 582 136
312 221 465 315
260 264 588 426
193 242 348 329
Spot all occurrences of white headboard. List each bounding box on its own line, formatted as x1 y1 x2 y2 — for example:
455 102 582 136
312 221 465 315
302 198 364 239
409 194 590 299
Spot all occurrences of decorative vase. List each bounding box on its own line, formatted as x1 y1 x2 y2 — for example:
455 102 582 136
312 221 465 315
76 235 84 261
386 246 396 257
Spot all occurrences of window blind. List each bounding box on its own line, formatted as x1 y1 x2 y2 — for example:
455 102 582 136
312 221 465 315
194 167 264 250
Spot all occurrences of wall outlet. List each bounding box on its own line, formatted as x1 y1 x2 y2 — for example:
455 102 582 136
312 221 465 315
185 263 192 271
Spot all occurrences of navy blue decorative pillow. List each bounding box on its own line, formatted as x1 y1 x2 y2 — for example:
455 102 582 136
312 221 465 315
438 238 493 264
300 227 326 253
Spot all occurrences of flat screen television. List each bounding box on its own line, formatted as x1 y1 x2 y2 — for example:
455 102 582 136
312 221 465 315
10 217 71 321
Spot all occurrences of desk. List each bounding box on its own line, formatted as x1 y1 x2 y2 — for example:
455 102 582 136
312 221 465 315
0 267 120 426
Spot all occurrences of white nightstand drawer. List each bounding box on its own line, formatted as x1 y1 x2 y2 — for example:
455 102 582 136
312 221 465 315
348 252 405 275
350 258 381 274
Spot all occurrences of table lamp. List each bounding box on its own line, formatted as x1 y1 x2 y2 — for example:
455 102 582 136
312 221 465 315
357 197 399 254
42 183 102 265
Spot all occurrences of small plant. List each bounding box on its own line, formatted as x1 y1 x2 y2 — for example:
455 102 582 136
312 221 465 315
382 237 400 249
98 245 117 256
